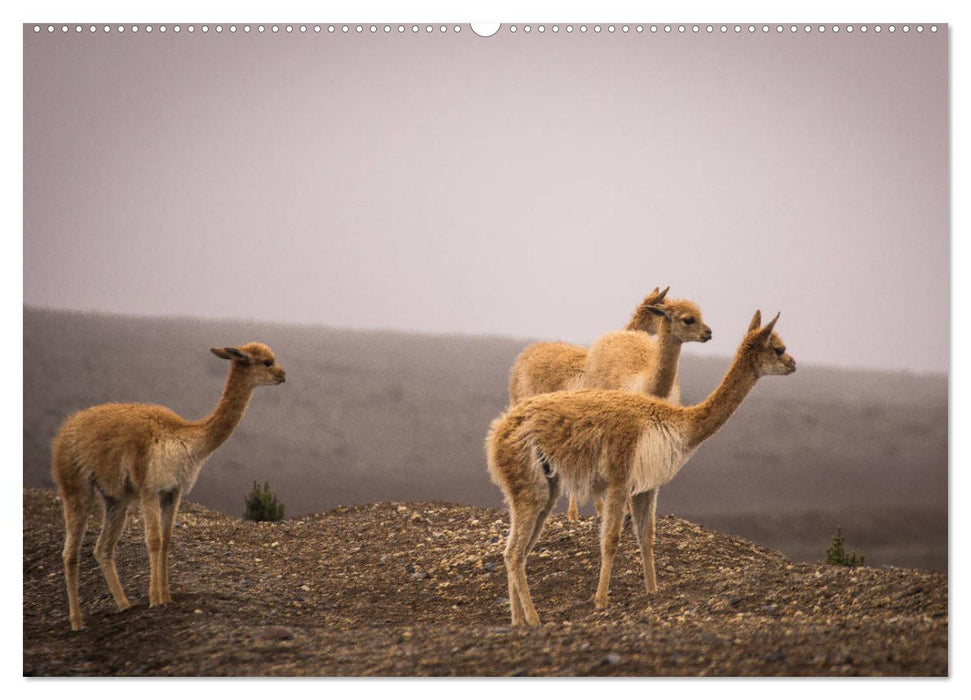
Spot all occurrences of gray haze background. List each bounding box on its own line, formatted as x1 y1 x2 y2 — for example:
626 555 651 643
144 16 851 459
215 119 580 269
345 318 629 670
24 25 948 373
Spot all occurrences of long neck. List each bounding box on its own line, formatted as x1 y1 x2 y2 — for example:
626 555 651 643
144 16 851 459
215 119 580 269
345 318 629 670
645 322 682 398
682 347 758 450
625 301 658 334
197 364 255 457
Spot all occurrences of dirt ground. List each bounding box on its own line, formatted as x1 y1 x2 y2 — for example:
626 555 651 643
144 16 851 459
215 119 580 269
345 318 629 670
22 488 947 676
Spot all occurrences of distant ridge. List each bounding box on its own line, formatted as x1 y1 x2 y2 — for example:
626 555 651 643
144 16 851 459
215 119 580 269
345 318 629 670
23 307 947 570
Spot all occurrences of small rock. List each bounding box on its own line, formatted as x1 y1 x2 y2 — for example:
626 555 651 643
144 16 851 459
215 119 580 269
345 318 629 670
300 584 311 592
484 562 498 573
193 609 203 614
602 652 622 666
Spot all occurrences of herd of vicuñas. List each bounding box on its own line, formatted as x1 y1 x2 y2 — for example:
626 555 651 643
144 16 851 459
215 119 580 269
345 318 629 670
48 289 794 631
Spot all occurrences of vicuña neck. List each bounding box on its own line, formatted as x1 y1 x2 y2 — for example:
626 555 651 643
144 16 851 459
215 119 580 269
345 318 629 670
198 364 255 457
683 344 759 449
645 323 682 398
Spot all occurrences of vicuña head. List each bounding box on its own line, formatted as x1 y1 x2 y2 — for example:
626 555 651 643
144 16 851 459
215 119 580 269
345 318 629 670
211 342 287 386
52 341 285 631
736 310 796 377
487 311 794 626
642 298 713 344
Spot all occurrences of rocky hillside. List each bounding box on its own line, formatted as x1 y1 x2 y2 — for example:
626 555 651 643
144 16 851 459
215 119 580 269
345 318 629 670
23 488 946 676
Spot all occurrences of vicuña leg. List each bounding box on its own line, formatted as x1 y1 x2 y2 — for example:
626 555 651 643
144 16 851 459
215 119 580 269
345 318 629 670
60 494 90 632
94 494 132 612
567 494 579 522
140 492 165 607
504 499 544 627
630 488 659 594
593 485 627 609
159 488 182 604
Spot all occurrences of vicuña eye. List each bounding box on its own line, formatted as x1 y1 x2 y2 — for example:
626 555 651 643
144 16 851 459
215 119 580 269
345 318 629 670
683 317 695 325
775 348 785 356
263 359 274 367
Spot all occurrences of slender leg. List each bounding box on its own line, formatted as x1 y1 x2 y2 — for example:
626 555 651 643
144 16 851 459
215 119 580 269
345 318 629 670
593 485 627 609
506 476 559 625
630 489 659 594
504 506 526 625
94 495 132 612
507 561 526 626
61 496 90 631
140 492 165 607
567 494 579 522
504 499 544 626
159 488 182 604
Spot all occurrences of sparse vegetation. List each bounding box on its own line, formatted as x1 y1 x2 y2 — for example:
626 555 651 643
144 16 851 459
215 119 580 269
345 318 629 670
826 525 865 567
244 481 285 522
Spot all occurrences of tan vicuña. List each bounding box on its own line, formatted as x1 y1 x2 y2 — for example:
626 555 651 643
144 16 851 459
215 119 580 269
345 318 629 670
51 342 286 631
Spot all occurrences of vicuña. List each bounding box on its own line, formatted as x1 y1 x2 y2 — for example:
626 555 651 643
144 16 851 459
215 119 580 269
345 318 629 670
51 342 286 631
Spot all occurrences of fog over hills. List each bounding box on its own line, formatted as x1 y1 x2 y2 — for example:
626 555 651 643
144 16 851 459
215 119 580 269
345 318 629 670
23 307 947 571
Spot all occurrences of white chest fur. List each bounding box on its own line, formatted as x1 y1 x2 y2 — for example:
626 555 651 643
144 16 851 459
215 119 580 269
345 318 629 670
146 438 205 493
629 424 691 494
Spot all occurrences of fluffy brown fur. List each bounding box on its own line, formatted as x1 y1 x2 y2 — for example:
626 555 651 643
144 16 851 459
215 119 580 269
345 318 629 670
507 342 587 405
51 342 286 631
486 312 795 626
506 287 669 407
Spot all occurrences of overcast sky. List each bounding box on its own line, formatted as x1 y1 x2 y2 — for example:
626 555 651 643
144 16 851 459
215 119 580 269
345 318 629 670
24 24 948 373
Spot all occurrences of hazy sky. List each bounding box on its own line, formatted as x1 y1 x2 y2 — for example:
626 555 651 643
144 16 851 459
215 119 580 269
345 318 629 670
24 24 948 372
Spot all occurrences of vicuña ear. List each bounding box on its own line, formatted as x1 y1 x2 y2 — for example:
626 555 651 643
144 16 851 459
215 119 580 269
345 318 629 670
211 347 253 363
748 310 762 333
646 304 671 319
757 312 781 344
655 286 670 302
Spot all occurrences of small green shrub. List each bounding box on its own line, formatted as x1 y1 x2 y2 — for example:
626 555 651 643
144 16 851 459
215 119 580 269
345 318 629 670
244 481 285 522
826 525 864 567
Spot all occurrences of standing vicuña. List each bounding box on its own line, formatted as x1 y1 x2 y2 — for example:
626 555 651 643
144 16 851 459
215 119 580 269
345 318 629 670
51 343 286 631
486 311 795 626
